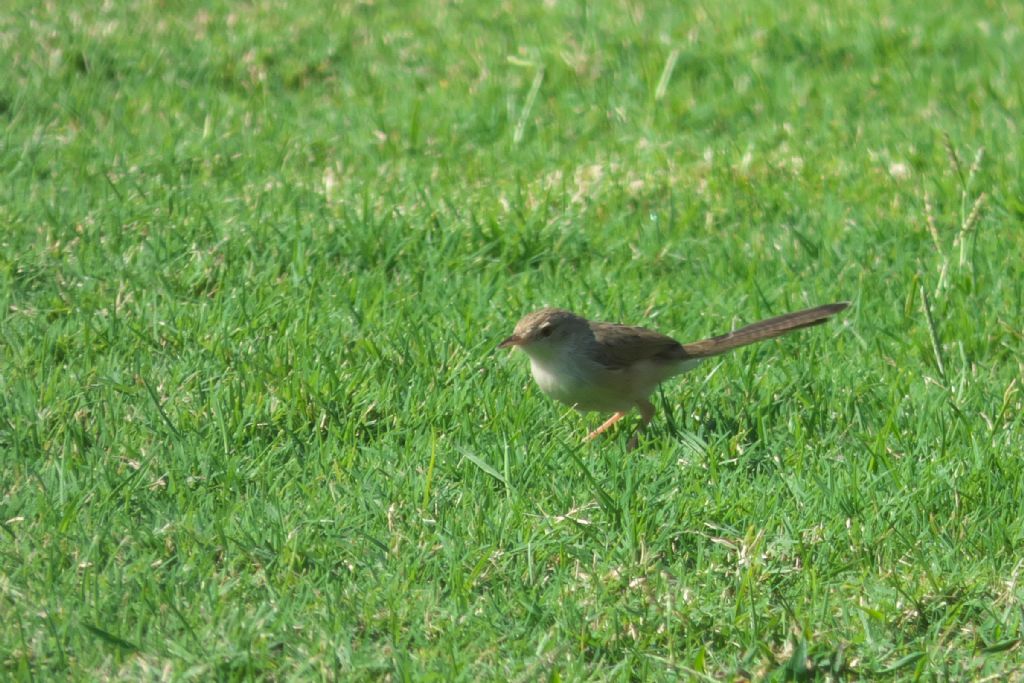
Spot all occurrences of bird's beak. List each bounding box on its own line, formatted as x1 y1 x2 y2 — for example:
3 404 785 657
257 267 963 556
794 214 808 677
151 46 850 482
498 335 522 349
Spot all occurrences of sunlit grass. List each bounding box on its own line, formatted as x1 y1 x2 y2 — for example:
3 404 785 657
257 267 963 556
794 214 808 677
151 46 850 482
1 0 1022 679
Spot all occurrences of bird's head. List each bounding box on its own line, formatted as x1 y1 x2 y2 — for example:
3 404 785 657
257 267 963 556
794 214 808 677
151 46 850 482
498 308 591 358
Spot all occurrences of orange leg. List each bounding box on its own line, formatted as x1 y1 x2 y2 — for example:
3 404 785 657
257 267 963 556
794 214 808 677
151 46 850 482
584 411 627 442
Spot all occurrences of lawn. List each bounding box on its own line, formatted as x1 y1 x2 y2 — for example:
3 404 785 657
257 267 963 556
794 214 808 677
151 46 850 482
2 0 1023 679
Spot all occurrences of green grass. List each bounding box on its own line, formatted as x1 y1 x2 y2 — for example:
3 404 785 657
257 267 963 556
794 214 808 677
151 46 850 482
2 0 1023 679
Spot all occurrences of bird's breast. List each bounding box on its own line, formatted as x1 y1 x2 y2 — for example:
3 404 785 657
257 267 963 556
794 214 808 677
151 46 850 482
529 356 629 412
529 359 577 403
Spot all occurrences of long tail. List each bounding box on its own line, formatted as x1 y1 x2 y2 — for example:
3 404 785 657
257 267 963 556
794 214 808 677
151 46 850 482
681 302 849 358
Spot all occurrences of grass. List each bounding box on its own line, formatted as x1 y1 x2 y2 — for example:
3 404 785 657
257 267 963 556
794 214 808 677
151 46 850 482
1 0 1022 679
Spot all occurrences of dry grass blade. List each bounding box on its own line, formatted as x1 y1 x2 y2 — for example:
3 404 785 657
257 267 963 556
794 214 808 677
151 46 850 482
919 284 946 382
967 146 985 187
655 48 681 101
942 132 964 187
514 67 545 145
923 191 949 294
923 191 942 254
956 191 987 269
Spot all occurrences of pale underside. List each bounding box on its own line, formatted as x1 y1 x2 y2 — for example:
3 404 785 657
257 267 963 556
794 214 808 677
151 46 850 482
529 351 702 413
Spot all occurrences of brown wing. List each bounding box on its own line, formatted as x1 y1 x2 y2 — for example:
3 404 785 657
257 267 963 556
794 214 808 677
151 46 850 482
590 322 691 370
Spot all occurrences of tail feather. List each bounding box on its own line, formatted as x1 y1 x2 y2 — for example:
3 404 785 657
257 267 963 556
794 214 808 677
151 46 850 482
681 302 849 358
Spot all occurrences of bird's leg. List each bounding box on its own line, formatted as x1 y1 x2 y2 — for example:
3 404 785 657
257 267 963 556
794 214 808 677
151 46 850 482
626 399 656 451
584 411 627 442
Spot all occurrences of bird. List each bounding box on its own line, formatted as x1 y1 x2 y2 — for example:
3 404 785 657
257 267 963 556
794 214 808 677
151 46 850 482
499 302 849 449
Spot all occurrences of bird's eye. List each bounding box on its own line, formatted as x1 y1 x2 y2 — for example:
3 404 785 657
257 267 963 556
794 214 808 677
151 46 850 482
539 324 553 338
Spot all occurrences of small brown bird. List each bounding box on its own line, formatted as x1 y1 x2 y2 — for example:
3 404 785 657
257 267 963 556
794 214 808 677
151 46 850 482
499 302 849 449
